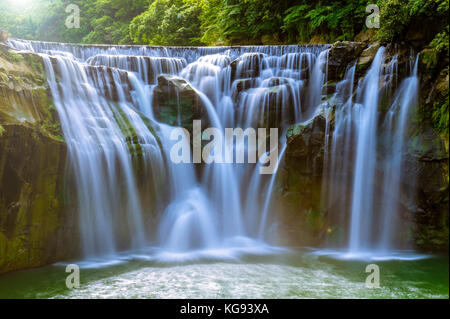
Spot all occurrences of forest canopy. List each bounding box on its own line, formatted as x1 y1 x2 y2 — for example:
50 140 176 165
0 0 448 49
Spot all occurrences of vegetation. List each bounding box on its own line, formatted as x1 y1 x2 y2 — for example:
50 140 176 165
376 0 449 43
0 0 446 47
1 0 447 133
129 0 202 46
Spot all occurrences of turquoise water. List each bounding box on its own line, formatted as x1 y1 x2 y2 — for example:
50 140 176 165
0 247 448 299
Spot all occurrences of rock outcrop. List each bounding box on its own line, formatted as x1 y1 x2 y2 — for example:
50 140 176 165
0 44 79 274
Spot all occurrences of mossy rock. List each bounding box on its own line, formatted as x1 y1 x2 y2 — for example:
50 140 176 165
152 75 209 131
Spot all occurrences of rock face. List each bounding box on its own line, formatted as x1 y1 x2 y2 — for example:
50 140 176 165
278 110 448 251
404 125 449 251
357 42 381 68
86 64 133 102
152 75 208 130
0 44 79 274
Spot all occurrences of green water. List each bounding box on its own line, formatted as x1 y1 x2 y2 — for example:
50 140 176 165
0 248 448 299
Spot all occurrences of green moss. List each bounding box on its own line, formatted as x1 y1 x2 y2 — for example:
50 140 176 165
0 71 9 83
157 98 195 129
0 49 23 63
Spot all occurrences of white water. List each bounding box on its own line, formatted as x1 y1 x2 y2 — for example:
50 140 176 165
5 39 330 258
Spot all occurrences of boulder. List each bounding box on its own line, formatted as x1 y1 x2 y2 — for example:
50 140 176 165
285 114 327 176
152 75 208 130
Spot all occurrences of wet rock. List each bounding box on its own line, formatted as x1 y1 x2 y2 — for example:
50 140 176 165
323 83 336 96
273 113 328 246
357 42 381 69
285 114 326 176
0 30 8 42
231 78 258 101
263 77 291 87
353 29 375 43
86 65 132 102
152 75 208 130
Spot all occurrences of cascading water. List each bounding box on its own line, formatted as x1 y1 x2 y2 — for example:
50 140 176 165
41 54 164 257
5 38 330 258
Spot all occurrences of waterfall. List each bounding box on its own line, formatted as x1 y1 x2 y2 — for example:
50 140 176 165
4 38 330 257
41 54 164 257
4 37 421 259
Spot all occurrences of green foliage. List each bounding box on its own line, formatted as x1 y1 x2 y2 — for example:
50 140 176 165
198 0 223 45
432 96 449 134
282 0 369 43
430 26 449 53
129 0 202 46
